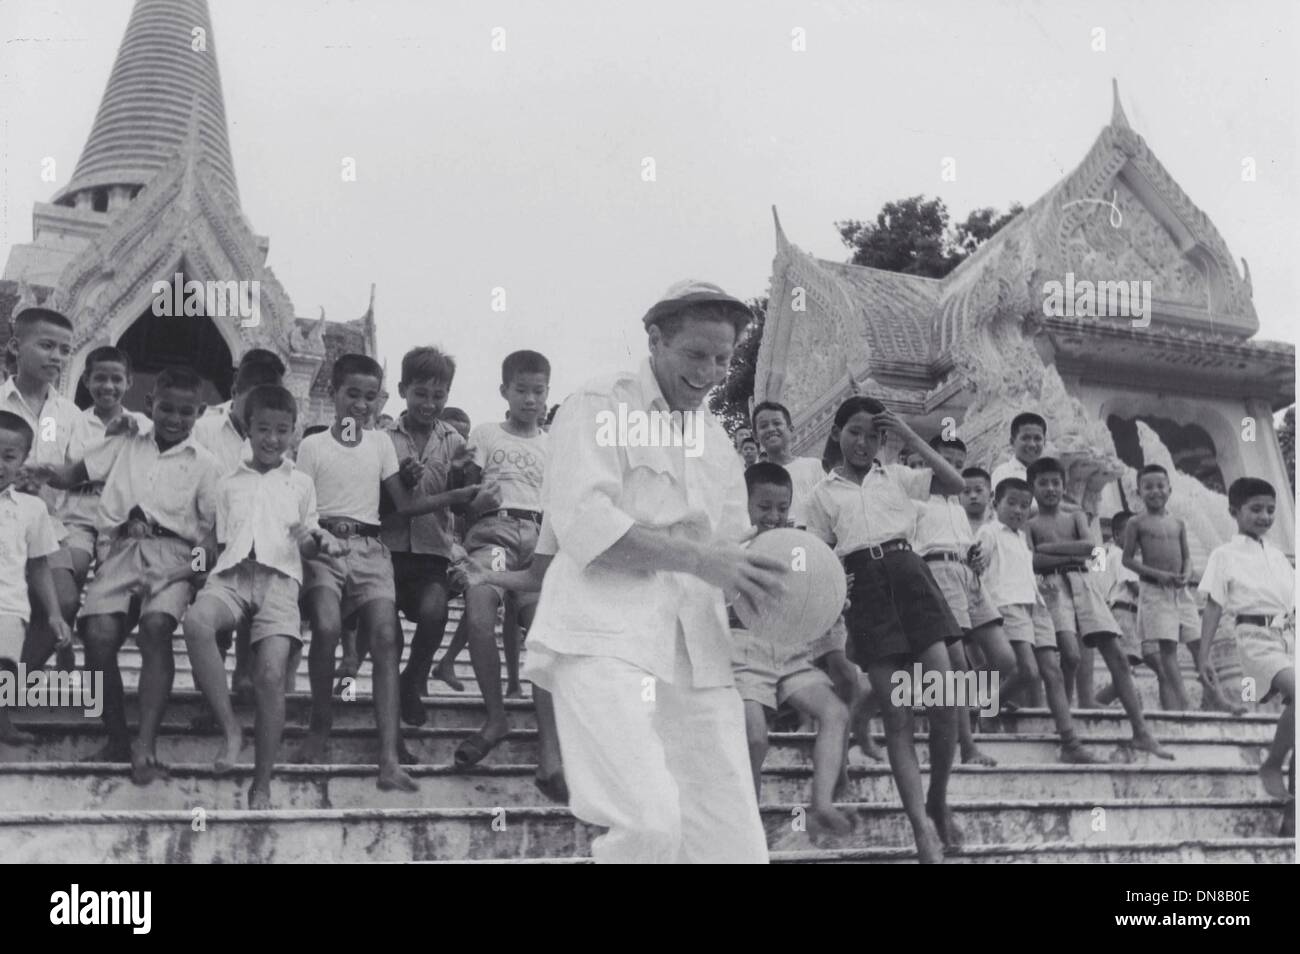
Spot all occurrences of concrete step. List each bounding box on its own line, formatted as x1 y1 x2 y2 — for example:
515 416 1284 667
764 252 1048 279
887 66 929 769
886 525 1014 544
0 761 1279 812
0 722 1271 768
0 798 1286 863
106 669 523 698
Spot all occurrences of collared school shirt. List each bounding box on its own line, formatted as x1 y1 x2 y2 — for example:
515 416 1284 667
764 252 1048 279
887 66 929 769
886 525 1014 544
912 494 974 554
380 413 465 557
527 357 749 689
0 484 60 621
84 430 220 544
0 377 87 517
1100 542 1139 604
975 517 1039 607
781 455 826 528
61 406 152 526
990 456 1028 491
1198 533 1295 618
212 457 318 582
193 402 250 476
805 461 931 556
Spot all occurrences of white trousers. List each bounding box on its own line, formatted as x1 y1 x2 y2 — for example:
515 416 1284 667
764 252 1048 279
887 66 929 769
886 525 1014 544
549 653 769 864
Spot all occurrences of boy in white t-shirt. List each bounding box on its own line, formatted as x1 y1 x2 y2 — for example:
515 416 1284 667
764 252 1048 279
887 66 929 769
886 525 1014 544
0 411 72 744
454 350 550 767
294 354 479 791
1198 477 1295 799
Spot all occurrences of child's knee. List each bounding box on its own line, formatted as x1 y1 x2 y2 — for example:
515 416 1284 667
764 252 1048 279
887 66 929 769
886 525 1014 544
1037 651 1063 683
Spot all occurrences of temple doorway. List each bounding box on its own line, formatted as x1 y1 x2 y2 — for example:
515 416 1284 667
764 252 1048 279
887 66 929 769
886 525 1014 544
1106 413 1226 493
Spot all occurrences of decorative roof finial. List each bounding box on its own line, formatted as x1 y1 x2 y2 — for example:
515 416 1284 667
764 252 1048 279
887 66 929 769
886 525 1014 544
1111 77 1131 131
1241 257 1253 297
772 205 789 252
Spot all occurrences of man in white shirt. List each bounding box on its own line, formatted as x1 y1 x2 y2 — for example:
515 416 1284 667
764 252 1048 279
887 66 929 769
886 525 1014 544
525 280 788 864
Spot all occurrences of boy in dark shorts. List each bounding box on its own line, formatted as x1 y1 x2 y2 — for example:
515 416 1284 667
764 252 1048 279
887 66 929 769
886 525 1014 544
1027 457 1171 759
806 396 965 862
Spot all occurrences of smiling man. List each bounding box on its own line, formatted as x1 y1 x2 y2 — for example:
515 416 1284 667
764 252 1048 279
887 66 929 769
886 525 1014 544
524 280 789 864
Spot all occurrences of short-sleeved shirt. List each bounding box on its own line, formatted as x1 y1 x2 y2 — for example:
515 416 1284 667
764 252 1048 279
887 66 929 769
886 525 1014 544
805 461 932 555
912 494 974 554
380 413 466 557
85 431 221 544
60 406 153 526
1099 542 1139 604
990 456 1028 491
1198 534 1294 618
296 429 399 525
975 517 1039 607
212 458 318 583
781 456 826 529
193 403 250 476
1 377 88 517
0 484 61 620
467 422 548 512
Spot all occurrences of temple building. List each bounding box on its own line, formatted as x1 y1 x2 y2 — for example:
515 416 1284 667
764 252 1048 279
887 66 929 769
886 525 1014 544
757 81 1295 556
0 0 376 428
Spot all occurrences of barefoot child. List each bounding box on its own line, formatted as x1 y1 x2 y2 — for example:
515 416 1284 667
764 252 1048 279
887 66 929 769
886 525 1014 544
734 462 852 835
0 411 73 744
805 396 966 862
183 385 342 806
1198 477 1294 798
294 354 479 790
1121 465 1195 710
35 367 222 781
1027 458 1172 758
430 407 473 691
1094 511 1161 707
976 479 1094 760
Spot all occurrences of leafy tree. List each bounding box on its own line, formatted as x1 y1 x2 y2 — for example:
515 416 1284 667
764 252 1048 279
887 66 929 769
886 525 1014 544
1279 405 1295 493
707 297 766 435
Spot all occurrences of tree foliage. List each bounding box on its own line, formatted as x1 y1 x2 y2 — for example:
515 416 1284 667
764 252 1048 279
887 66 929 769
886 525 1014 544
707 297 766 435
1279 405 1296 493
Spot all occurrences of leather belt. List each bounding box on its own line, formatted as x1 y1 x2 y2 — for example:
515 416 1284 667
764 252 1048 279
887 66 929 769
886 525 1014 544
922 551 964 565
1237 614 1272 627
319 517 381 539
493 508 542 524
118 519 184 542
1111 600 1138 613
844 539 911 568
1039 564 1087 577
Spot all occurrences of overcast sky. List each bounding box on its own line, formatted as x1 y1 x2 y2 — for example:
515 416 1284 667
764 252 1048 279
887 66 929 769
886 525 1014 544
3 0 1296 426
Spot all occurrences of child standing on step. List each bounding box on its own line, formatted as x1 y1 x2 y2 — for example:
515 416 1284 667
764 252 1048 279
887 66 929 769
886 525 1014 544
1198 477 1295 799
1092 511 1161 708
805 396 965 862
183 385 342 807
0 411 71 745
1027 458 1172 759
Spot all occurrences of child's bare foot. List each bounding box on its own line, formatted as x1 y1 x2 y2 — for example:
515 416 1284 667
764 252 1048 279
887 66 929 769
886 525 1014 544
433 664 464 692
130 742 169 786
1060 739 1100 763
925 801 964 850
505 683 524 699
961 745 997 766
1132 734 1175 760
914 817 945 864
399 687 427 727
808 804 854 838
0 724 36 745
293 732 331 764
396 739 419 766
832 765 851 801
214 731 243 774
82 738 132 763
247 783 272 809
1260 762 1291 800
377 763 418 792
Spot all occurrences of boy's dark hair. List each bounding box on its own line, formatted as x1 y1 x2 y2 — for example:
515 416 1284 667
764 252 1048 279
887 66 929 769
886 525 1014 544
1228 477 1276 509
751 401 793 428
241 385 297 426
0 410 35 452
544 403 561 426
502 350 550 385
1138 463 1168 480
1111 510 1134 535
995 476 1032 503
833 395 887 429
401 346 456 386
83 345 132 377
740 436 759 449
962 466 991 485
1026 456 1065 485
12 306 74 337
745 461 792 496
302 424 330 439
154 366 205 395
1010 412 1047 440
930 435 967 453
441 406 470 426
233 359 283 395
238 348 286 377
331 353 384 390
651 302 751 342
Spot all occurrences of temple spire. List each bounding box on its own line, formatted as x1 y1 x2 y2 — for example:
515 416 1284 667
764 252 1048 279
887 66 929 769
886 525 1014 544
1110 77 1131 131
772 205 789 253
53 0 239 206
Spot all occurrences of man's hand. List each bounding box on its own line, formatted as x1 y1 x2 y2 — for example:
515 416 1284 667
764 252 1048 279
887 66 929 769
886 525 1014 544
967 542 988 575
694 542 788 615
316 529 346 557
49 617 73 650
104 414 140 437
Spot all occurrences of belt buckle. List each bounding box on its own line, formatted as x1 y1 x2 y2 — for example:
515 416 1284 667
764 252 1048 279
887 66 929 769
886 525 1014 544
868 544 885 560
497 510 510 521
334 519 356 539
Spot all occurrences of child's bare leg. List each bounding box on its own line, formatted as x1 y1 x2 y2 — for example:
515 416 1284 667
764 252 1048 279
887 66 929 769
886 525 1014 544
399 580 449 723
502 595 522 697
0 660 34 743
742 700 768 800
53 566 81 670
787 683 852 835
80 614 130 760
916 641 961 846
462 584 509 752
182 599 243 771
865 660 944 863
948 639 994 765
1036 646 1096 762
975 623 1022 714
1099 635 1172 758
232 622 253 698
1010 639 1044 708
299 589 341 762
361 599 417 791
1160 642 1189 711
284 641 302 693
339 622 359 675
250 635 294 809
1077 644 1097 708
1260 670 1294 800
433 615 468 691
132 612 178 784
1056 630 1080 706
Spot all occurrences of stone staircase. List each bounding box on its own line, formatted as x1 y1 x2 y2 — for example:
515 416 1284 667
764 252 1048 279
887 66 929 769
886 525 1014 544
1 605 1293 863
